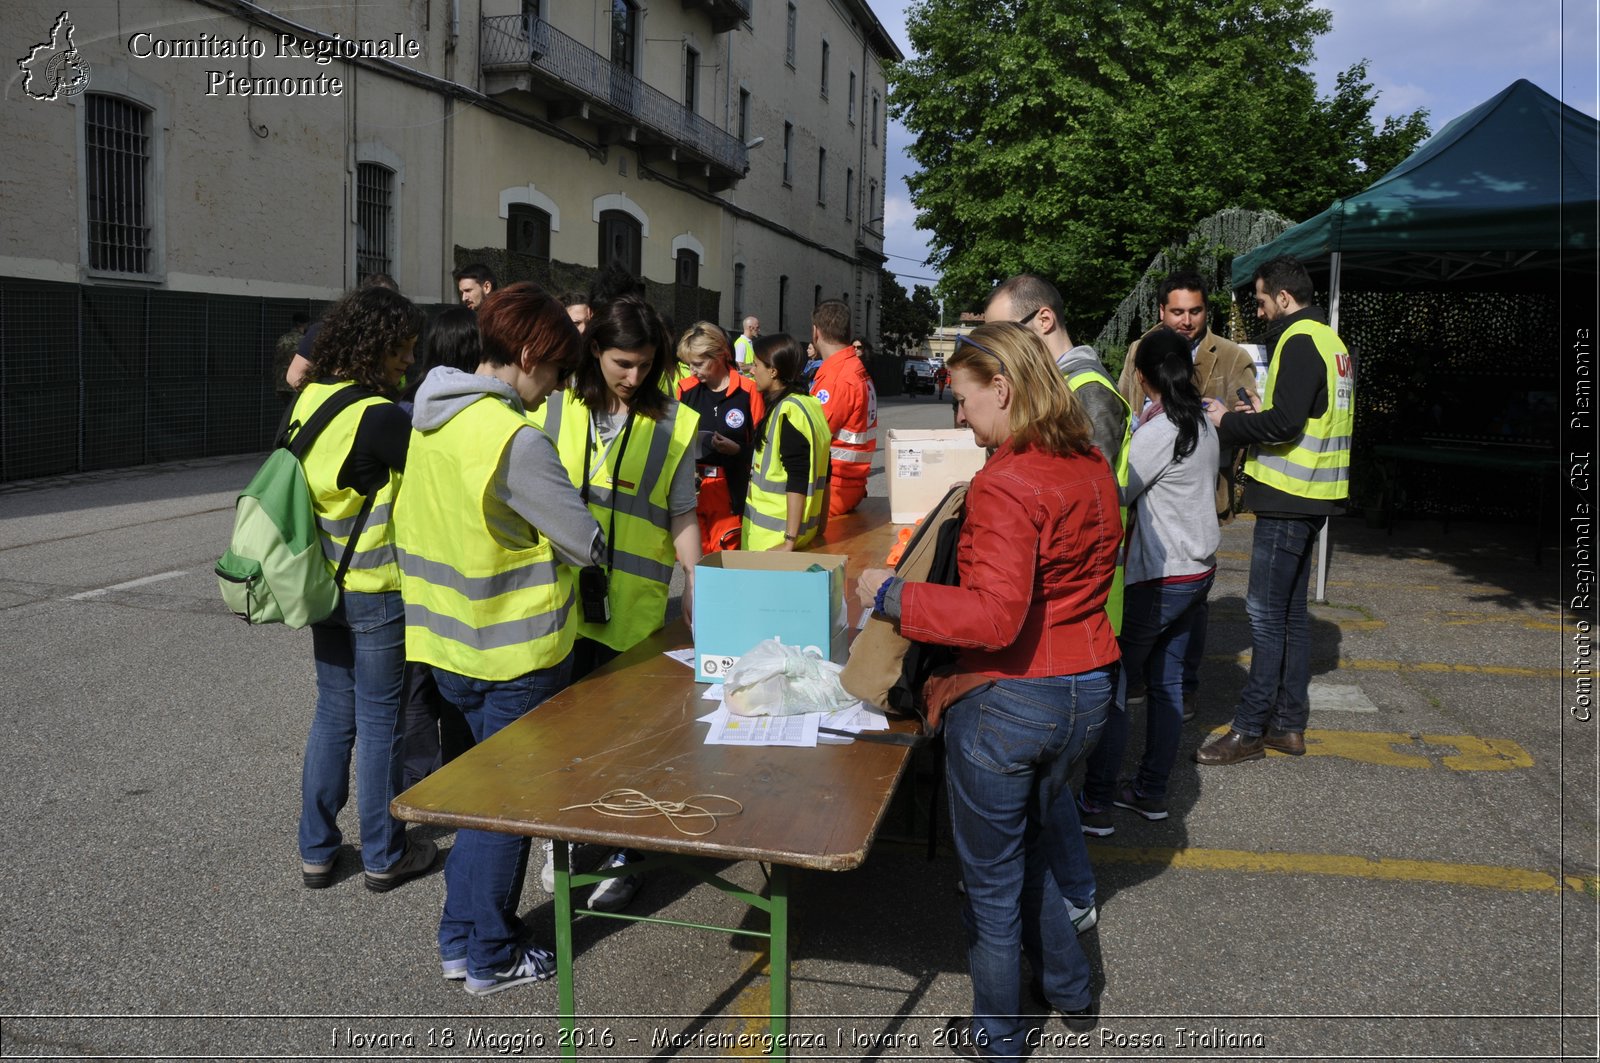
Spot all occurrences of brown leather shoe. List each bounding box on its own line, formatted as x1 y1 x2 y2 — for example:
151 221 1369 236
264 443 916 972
1194 730 1265 765
1263 728 1306 755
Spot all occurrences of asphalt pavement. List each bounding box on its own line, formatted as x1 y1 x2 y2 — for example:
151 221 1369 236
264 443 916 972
0 393 1593 1060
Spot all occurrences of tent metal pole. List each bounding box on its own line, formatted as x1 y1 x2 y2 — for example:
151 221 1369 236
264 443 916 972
1314 252 1343 604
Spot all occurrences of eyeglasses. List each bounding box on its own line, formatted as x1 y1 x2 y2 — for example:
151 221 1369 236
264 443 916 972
1016 307 1042 327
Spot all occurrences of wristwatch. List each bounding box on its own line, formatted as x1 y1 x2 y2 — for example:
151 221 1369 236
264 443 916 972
783 532 798 542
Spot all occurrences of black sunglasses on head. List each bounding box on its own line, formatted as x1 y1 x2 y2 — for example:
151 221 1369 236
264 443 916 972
954 334 1009 376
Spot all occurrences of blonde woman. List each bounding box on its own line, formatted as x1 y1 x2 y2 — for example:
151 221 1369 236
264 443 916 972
856 322 1121 1051
675 321 764 528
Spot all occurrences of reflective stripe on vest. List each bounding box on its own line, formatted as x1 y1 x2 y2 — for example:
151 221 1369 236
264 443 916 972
1243 320 1355 501
531 390 700 651
744 393 830 551
394 395 575 681
291 381 401 594
1065 368 1131 636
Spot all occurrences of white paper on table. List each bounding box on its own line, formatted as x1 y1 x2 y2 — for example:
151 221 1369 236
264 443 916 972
701 684 724 702
700 706 820 747
664 648 696 667
820 702 889 732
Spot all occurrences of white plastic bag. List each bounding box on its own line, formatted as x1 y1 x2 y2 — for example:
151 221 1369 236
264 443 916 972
724 638 855 716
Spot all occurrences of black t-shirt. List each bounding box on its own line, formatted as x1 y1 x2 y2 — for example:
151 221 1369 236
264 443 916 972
304 378 410 494
679 379 755 473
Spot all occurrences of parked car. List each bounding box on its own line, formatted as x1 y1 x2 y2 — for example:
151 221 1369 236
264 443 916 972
904 360 936 395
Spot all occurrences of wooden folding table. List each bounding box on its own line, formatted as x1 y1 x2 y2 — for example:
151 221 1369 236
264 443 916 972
393 499 916 1059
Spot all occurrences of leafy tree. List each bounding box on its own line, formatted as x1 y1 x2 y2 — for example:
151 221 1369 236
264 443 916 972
879 271 940 353
889 0 1430 335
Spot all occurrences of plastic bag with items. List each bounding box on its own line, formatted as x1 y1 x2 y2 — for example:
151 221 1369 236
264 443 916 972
724 638 856 717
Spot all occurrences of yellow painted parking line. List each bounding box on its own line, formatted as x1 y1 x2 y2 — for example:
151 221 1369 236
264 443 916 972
1439 613 1566 632
728 954 773 1057
1325 580 1443 591
1202 726 1533 770
1087 843 1590 894
1209 652 1562 679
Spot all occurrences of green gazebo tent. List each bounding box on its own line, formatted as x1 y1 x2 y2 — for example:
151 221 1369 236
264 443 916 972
1230 79 1596 596
1233 78 1597 294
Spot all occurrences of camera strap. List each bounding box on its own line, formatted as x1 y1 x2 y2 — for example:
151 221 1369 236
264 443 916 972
581 407 638 573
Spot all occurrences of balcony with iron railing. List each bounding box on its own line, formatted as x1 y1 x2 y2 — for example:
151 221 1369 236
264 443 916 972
480 14 748 185
682 0 750 33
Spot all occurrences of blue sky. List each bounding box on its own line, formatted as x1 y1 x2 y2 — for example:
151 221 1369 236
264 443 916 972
874 0 1600 294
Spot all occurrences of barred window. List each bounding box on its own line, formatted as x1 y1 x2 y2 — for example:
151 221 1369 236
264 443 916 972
356 163 394 282
85 94 152 274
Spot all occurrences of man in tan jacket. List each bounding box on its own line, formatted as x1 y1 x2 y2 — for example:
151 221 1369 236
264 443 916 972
1118 270 1258 521
1117 270 1258 723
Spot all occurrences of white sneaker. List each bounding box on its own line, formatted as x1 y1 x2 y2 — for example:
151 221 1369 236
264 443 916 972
539 838 556 892
587 849 640 912
1066 899 1098 934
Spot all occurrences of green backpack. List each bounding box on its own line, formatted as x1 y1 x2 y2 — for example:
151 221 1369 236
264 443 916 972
215 386 377 628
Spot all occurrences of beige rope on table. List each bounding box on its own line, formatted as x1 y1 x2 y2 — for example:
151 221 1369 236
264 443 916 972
559 788 744 837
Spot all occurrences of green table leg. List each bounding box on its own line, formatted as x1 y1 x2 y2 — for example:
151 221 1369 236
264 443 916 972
769 864 789 1060
554 841 576 1061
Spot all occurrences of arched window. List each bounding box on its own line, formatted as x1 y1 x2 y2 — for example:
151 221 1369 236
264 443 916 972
598 209 642 277
674 248 700 325
507 204 551 261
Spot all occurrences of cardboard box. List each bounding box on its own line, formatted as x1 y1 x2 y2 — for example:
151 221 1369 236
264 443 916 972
887 428 988 524
693 551 848 683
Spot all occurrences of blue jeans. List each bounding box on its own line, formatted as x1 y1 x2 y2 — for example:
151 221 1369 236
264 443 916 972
1234 515 1325 737
1084 573 1214 802
434 658 572 978
1181 596 1207 697
942 671 1113 1054
300 589 408 873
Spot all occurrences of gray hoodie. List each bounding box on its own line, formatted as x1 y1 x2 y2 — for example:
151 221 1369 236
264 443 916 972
410 367 603 568
1056 345 1128 472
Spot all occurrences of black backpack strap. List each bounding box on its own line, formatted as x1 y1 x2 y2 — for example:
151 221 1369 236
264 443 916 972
282 384 381 589
331 493 376 589
280 384 377 458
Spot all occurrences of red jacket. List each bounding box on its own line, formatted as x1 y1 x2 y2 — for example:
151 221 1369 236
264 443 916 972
899 440 1121 679
810 346 877 486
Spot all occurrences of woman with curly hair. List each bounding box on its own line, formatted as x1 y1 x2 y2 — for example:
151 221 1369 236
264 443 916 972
294 284 438 895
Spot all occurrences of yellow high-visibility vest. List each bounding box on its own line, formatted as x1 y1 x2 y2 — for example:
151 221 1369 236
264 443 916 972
531 390 700 651
1066 369 1131 635
291 381 400 595
395 395 576 680
1244 320 1354 501
743 393 831 551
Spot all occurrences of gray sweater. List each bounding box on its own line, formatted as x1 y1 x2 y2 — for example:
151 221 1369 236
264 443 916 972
1056 345 1128 473
410 367 603 568
1122 410 1220 585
